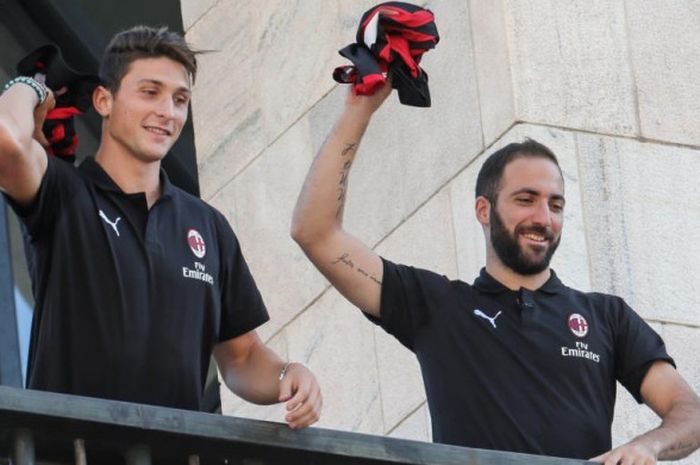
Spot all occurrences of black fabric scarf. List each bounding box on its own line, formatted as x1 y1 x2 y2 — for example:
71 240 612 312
333 2 440 107
17 44 99 163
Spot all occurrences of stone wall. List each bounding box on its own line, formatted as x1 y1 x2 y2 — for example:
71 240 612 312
183 1 700 462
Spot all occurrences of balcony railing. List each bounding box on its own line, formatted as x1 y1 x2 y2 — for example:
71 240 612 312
0 386 591 464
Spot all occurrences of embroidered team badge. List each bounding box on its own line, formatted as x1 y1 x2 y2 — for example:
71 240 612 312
568 313 589 338
187 229 206 258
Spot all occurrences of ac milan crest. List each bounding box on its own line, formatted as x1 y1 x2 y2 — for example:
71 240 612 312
568 313 589 338
187 229 206 258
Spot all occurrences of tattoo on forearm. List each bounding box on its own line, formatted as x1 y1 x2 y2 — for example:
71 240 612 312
337 159 353 201
332 253 382 286
659 442 696 461
335 142 358 219
331 252 354 268
341 143 358 158
358 266 382 285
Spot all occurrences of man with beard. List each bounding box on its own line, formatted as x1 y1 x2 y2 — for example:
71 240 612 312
291 83 700 463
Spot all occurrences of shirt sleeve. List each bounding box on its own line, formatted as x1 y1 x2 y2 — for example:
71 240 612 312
2 156 79 242
215 212 270 342
613 298 675 403
370 257 451 351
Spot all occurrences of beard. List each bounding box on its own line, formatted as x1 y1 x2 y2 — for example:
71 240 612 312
489 205 560 275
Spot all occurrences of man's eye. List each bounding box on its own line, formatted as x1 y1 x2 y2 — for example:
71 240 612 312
142 89 157 96
516 197 532 204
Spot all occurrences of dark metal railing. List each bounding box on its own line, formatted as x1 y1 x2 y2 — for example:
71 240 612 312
0 386 591 465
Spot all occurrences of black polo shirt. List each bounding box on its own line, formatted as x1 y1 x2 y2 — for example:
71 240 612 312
6 156 269 410
375 258 674 459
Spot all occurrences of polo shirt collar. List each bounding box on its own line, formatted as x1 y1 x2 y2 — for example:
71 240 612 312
473 268 565 295
79 157 176 200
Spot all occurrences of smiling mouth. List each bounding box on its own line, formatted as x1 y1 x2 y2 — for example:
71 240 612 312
522 232 547 243
143 126 172 136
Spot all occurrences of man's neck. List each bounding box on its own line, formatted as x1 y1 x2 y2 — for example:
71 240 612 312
484 258 552 291
94 148 161 208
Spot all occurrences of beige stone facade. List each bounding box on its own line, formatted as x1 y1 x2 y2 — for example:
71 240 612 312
183 0 700 461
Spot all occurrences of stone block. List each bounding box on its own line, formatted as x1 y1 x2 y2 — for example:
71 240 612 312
449 155 484 283
626 0 700 146
374 328 425 433
180 0 218 31
505 0 637 136
187 0 378 199
284 287 383 433
468 0 515 144
577 134 700 324
374 189 458 276
373 190 456 431
210 118 329 340
387 402 431 442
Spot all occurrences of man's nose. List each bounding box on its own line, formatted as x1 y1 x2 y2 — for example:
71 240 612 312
531 201 552 226
156 96 175 118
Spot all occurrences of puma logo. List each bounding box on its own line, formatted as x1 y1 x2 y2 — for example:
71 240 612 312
99 210 122 237
473 309 502 328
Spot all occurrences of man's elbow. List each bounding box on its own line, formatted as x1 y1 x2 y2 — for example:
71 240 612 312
290 217 316 249
290 219 334 254
290 219 310 247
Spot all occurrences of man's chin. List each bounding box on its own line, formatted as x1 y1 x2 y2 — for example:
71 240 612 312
135 151 169 164
524 252 551 267
511 248 552 274
144 144 172 159
511 259 550 276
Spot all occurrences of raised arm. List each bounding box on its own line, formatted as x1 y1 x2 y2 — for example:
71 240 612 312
0 77 52 206
291 84 392 318
591 361 700 464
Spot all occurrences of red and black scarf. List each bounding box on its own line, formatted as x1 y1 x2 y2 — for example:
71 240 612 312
17 44 99 163
333 2 439 107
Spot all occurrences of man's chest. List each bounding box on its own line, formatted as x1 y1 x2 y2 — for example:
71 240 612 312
56 192 223 299
425 292 615 383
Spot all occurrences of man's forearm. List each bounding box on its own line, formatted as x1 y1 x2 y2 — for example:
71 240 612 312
291 106 373 243
0 82 51 205
649 396 700 460
219 341 286 405
0 84 41 156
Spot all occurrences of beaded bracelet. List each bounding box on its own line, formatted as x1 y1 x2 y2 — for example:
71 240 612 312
3 76 48 107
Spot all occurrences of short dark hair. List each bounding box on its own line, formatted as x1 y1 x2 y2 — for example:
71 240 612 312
475 138 562 203
99 25 198 92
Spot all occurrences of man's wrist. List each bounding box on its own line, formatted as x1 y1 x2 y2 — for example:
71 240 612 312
3 76 48 107
278 362 292 382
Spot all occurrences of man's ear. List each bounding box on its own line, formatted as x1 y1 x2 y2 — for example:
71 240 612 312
92 85 113 117
475 196 491 226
